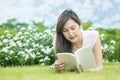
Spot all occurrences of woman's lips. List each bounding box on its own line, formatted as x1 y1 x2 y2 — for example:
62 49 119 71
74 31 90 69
69 36 76 40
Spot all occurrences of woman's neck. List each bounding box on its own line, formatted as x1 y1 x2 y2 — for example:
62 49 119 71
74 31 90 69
72 42 82 52
72 35 83 53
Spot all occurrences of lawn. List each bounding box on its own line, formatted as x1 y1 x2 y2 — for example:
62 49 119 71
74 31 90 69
0 63 120 80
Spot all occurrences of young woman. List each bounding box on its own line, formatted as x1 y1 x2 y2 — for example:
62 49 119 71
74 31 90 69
53 9 103 72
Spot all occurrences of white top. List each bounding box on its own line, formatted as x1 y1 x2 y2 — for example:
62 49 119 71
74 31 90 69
82 30 99 48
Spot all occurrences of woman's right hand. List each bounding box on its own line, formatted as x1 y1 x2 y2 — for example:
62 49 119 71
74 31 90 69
54 60 66 72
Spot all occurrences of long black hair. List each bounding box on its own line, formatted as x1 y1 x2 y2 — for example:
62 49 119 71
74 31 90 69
55 9 81 54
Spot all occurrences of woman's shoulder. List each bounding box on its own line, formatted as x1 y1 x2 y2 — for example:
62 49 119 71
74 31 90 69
82 30 99 47
82 30 99 35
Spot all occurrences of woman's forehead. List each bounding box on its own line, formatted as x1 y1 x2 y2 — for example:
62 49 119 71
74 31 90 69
63 19 77 28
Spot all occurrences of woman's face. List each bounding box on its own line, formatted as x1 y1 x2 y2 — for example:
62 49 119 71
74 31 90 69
62 19 82 43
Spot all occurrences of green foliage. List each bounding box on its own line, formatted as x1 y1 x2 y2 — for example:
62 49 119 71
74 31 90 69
32 21 46 32
0 19 28 31
82 21 93 30
96 28 120 62
0 27 6 36
0 28 55 66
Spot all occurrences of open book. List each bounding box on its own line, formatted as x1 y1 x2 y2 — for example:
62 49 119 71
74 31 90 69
57 47 96 71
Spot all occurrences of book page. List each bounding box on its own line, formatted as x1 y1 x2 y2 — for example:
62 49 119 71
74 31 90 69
75 47 96 69
57 53 77 71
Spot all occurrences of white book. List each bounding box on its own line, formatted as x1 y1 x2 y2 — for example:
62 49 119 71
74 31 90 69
57 47 96 71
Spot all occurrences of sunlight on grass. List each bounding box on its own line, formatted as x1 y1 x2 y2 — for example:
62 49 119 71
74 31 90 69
0 63 120 80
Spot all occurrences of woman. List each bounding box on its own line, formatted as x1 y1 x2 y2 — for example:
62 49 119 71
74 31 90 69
53 9 103 72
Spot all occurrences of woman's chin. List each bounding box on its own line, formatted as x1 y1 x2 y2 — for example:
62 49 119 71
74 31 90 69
69 39 77 43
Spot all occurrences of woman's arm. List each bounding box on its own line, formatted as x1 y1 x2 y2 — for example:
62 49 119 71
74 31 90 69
88 35 103 71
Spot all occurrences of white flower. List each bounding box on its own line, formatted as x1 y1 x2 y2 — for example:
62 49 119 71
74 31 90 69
16 32 22 36
44 29 51 34
45 46 52 54
9 50 14 55
2 48 9 53
5 57 8 60
110 46 115 49
31 53 35 58
41 63 44 66
29 49 33 53
100 34 105 40
13 37 18 41
21 27 26 31
0 41 2 45
23 43 29 46
3 39 9 43
24 32 29 35
0 36 4 39
33 44 39 48
32 42 35 46
26 40 30 43
103 44 108 49
9 41 16 47
38 32 42 35
6 34 12 38
16 41 23 47
34 33 40 38
24 54 29 60
25 49 29 52
4 30 9 34
33 29 36 32
20 36 24 39
41 34 47 38
44 56 50 61
36 52 40 55
110 40 116 44
41 48 46 53
39 45 43 48
18 51 25 55
29 38 33 41
41 46 52 54
39 59 44 62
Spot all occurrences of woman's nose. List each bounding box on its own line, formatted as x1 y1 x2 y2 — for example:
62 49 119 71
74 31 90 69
68 30 73 36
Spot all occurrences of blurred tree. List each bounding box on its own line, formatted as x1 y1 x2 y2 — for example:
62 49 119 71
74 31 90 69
0 18 28 31
82 21 93 30
32 21 46 32
0 18 16 30
97 28 120 62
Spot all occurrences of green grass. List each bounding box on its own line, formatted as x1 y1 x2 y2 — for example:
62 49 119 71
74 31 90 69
0 63 120 80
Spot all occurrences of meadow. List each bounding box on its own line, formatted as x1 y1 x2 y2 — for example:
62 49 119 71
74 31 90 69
0 63 120 80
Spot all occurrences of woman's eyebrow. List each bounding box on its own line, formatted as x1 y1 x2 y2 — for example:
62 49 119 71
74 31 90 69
63 24 76 30
70 25 76 27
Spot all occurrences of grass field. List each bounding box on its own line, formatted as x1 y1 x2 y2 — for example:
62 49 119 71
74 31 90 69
0 63 120 80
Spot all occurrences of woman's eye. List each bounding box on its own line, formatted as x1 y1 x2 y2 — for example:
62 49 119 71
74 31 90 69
71 27 75 30
63 30 68 32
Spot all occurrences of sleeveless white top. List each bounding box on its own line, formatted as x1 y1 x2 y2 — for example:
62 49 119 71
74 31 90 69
81 30 99 48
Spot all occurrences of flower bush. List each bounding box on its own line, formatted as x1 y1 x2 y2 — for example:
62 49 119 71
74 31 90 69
0 27 119 66
100 33 116 62
0 28 55 66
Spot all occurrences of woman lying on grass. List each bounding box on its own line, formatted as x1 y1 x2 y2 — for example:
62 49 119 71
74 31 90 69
53 9 103 73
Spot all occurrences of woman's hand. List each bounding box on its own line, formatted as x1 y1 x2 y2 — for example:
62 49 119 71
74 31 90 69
54 60 66 73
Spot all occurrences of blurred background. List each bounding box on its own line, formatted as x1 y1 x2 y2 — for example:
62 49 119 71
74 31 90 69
0 0 120 66
0 0 120 28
